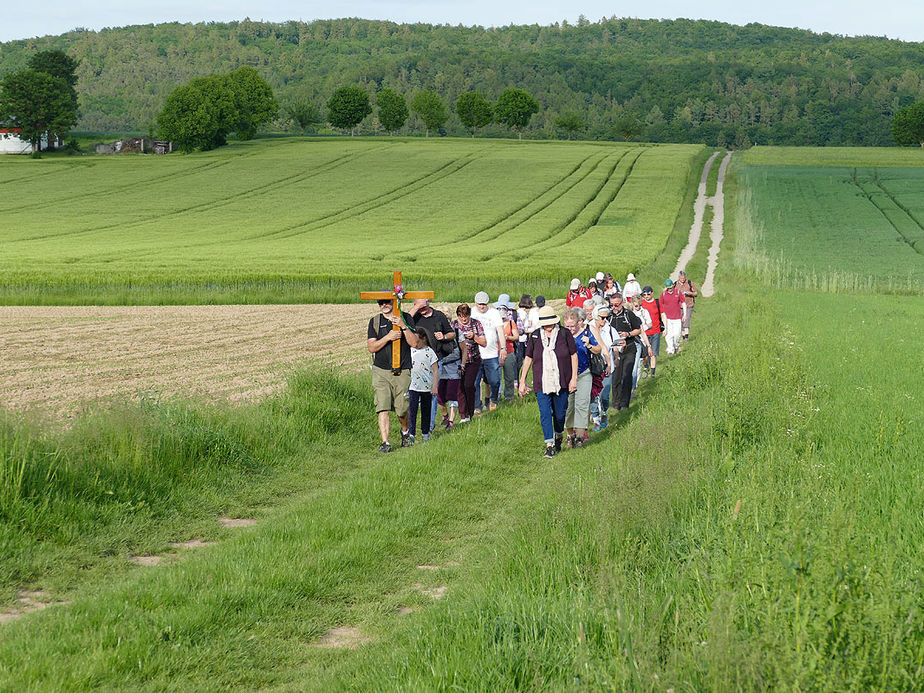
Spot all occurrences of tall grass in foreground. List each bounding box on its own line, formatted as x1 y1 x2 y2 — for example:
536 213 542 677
0 370 374 597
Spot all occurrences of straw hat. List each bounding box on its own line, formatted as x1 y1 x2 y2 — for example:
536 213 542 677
537 306 560 326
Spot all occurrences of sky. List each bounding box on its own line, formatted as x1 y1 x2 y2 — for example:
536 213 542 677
2 0 923 44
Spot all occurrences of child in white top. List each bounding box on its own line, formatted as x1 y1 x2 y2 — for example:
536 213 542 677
409 332 439 442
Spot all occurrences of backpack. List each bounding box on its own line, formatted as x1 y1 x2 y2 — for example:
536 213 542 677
584 328 606 377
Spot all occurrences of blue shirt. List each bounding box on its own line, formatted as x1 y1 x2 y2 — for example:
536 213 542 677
575 327 598 374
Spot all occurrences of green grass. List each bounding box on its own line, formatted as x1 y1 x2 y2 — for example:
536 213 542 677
735 164 924 293
3 278 922 690
0 137 702 304
739 146 924 167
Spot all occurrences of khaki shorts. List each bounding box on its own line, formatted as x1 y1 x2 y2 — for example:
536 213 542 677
372 366 410 416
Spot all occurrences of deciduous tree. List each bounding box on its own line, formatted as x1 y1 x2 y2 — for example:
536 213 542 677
614 112 643 141
376 88 408 133
0 69 78 156
156 76 231 152
554 110 586 140
226 66 277 140
326 86 372 135
285 101 322 134
411 90 448 137
455 91 493 136
892 102 924 147
494 88 540 139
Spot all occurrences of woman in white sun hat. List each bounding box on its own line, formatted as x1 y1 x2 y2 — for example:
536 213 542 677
623 272 642 301
518 305 577 458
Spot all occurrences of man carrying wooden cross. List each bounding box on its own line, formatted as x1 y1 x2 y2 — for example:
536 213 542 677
362 272 431 453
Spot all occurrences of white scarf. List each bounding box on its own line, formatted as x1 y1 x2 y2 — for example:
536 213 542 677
540 326 561 394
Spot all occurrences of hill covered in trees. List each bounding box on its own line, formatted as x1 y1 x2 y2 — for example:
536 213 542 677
1 17 923 146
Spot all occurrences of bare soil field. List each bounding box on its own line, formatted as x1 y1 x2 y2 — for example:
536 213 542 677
0 304 407 418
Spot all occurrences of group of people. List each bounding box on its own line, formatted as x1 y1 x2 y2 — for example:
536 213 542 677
366 270 697 456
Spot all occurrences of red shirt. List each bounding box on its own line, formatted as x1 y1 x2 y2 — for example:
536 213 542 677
566 287 592 308
659 287 685 320
641 298 662 335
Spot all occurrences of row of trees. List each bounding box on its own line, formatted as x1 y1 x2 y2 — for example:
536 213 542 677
156 67 277 151
312 86 540 138
4 18 923 146
0 50 79 155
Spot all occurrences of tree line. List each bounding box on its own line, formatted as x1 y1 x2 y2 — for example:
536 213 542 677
2 17 924 147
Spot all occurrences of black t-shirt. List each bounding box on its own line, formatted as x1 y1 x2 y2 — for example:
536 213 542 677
412 309 453 359
608 308 642 346
367 311 416 371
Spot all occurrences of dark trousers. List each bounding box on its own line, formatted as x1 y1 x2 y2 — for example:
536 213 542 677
460 356 481 419
408 390 433 435
614 345 637 410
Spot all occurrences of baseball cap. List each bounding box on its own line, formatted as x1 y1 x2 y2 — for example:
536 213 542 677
474 291 490 304
664 278 674 288
642 285 653 294
569 278 581 291
595 271 605 282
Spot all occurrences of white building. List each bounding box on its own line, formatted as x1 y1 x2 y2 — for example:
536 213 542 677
0 128 59 154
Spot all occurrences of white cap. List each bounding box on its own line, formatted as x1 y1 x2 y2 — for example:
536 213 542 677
474 291 490 304
595 271 605 282
570 278 581 290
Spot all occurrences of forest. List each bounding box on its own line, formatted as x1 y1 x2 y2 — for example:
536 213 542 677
1 16 923 146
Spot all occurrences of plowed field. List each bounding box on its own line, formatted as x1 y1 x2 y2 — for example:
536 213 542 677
0 304 437 417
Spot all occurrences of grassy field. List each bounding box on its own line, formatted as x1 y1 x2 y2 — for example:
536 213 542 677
2 142 923 689
0 137 701 304
734 163 924 293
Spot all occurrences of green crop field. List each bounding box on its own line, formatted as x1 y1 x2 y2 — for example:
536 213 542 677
0 138 702 304
734 155 924 293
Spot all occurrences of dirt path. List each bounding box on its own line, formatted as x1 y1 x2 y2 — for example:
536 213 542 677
701 152 732 297
673 150 732 297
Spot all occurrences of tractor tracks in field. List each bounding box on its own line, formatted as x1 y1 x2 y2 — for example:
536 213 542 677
674 150 731 298
252 147 493 243
510 148 642 260
850 169 924 255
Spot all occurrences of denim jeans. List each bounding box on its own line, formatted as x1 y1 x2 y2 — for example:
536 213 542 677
536 390 569 443
474 356 501 410
632 341 642 390
591 370 613 421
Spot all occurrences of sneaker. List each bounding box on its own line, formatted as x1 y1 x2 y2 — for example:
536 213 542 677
378 442 392 454
600 419 608 430
565 434 576 449
573 437 584 449
441 415 450 428
459 417 471 424
554 436 563 452
446 421 455 430
473 409 482 416
421 433 430 442
488 403 498 411
544 445 556 458
401 431 413 447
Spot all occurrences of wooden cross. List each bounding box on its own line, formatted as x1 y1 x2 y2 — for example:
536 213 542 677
361 271 434 372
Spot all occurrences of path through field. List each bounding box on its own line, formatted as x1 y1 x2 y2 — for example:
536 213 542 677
674 150 732 297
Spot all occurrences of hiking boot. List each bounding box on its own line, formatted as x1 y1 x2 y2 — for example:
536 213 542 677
544 445 557 459
554 436 563 452
401 431 413 447
573 437 584 449
378 442 392 454
565 434 576 449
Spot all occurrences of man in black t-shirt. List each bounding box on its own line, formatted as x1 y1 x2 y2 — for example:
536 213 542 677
367 299 420 453
409 299 456 358
607 293 642 411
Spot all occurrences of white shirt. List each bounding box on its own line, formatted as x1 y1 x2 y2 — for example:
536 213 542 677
472 307 503 359
633 307 652 331
623 280 643 300
410 347 438 392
